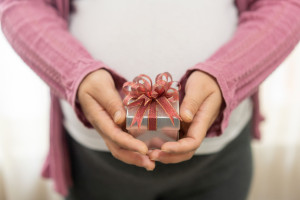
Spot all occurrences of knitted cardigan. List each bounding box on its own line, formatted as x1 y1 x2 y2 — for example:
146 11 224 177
1 0 300 196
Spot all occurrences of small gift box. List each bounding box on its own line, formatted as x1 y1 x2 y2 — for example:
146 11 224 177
123 72 182 149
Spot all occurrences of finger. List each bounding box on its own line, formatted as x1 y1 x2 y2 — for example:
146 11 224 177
161 137 199 154
85 70 126 125
180 82 208 123
94 86 126 125
82 94 148 155
106 140 156 171
162 93 221 153
148 149 194 164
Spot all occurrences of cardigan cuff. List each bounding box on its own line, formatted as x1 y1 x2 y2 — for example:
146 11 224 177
181 62 235 137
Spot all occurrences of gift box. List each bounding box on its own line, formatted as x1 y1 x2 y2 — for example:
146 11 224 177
123 72 182 149
126 99 180 149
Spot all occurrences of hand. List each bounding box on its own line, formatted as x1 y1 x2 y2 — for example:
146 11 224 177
148 70 223 163
77 69 155 170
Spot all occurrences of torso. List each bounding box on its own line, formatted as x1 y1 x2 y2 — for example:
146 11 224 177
60 0 252 154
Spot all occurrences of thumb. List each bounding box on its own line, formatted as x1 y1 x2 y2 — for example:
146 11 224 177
96 84 126 125
180 83 206 123
91 70 126 125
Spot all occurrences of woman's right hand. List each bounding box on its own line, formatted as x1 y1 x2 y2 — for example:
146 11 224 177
77 69 155 171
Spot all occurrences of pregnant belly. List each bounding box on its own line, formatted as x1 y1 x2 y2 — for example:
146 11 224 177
69 0 238 82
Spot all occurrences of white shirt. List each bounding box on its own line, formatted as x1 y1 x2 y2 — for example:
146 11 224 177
60 0 252 154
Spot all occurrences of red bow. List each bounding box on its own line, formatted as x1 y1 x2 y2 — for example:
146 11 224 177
123 72 182 130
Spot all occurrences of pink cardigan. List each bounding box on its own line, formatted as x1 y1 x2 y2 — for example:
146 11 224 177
1 0 300 196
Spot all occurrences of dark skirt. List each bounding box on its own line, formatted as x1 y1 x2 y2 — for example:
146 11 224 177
65 120 253 200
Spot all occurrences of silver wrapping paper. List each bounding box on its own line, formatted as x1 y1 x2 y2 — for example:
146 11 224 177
126 100 180 149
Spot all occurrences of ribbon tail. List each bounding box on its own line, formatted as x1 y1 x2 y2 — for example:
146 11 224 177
148 101 157 131
130 101 150 129
123 95 133 106
156 96 182 126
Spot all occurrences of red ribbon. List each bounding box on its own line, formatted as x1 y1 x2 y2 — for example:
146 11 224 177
122 72 182 130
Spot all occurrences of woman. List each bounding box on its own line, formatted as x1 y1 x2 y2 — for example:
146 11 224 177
1 0 300 199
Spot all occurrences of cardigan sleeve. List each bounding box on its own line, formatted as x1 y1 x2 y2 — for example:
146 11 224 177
0 0 127 127
179 0 300 137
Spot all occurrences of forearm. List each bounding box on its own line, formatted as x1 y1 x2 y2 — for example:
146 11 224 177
0 0 126 125
181 0 300 136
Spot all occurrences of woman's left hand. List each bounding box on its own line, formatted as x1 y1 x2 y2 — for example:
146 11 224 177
148 70 223 163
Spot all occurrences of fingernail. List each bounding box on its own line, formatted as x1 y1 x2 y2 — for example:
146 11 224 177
113 110 121 123
161 149 170 153
140 150 147 155
150 154 158 161
184 109 194 121
146 165 154 171
139 146 148 155
150 157 158 161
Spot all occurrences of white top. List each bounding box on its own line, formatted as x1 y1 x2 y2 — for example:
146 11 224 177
60 0 253 154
